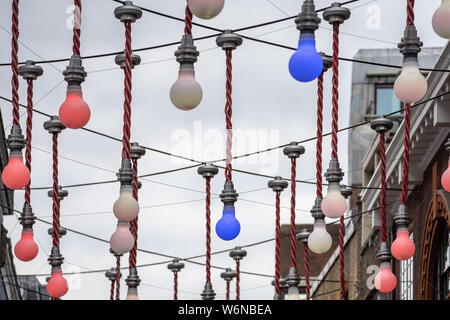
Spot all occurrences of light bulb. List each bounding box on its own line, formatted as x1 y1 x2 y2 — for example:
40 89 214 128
126 289 139 300
59 85 90 129
441 158 450 192
391 227 415 261
308 220 332 254
289 33 323 82
113 184 139 222
216 205 240 241
433 0 450 39
394 57 427 104
286 286 301 300
2 151 30 190
187 0 224 19
374 262 397 293
321 183 347 219
110 221 135 254
47 269 69 298
170 64 202 111
14 229 38 262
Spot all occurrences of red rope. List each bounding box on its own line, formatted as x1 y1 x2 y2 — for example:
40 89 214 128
226 281 230 300
236 260 240 300
339 216 345 299
24 79 33 205
110 280 115 301
51 134 60 247
72 0 81 55
331 23 340 160
380 132 387 242
205 177 212 283
406 0 415 26
225 49 233 182
316 73 324 198
304 242 310 300
401 104 411 205
115 256 120 300
11 0 20 126
174 272 178 300
274 192 281 296
290 158 297 268
121 22 132 160
184 4 193 35
129 159 138 269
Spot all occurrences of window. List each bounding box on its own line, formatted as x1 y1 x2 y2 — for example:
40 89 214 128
376 85 402 115
436 229 449 300
399 233 414 300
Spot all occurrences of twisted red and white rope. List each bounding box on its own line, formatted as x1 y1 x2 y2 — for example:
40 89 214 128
274 191 281 296
226 281 230 300
316 73 324 199
51 134 60 247
205 177 212 284
401 105 411 205
110 279 115 301
115 256 120 300
225 50 233 182
406 0 415 27
174 272 179 300
24 79 33 205
129 159 138 269
72 0 82 56
121 22 133 160
380 132 387 242
290 158 297 269
235 260 240 300
184 3 193 35
11 0 20 126
304 242 310 300
331 23 340 161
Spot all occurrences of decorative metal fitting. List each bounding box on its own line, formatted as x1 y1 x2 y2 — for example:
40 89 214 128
19 204 36 230
370 117 394 134
445 138 450 153
229 246 247 261
18 60 43 80
125 268 141 289
296 228 311 243
47 227 67 238
295 0 321 32
175 34 199 65
268 176 288 192
285 266 300 288
130 142 146 160
220 181 239 207
43 116 66 134
340 185 353 199
283 142 305 159
48 246 64 269
198 163 219 179
320 52 333 73
311 197 325 220
393 204 410 229
6 125 26 151
114 51 141 69
63 55 87 85
117 159 134 185
105 268 120 281
216 30 243 51
376 241 392 263
220 268 236 281
201 282 216 300
398 25 423 56
322 2 351 25
114 1 142 23
47 186 69 201
168 259 185 273
324 159 344 183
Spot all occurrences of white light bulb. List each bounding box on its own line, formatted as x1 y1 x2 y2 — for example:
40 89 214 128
308 220 332 254
110 221 135 254
321 183 347 219
113 184 139 222
433 0 450 39
170 64 203 111
394 57 427 104
286 286 301 300
188 0 225 20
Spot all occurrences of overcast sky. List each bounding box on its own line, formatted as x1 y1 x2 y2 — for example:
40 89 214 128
0 0 447 300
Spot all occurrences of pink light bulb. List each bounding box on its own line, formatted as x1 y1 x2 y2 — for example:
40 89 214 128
2 151 30 190
441 159 450 192
59 86 90 129
188 0 225 19
391 227 415 261
433 0 450 39
14 229 38 262
47 270 69 298
374 262 397 293
110 221 135 255
321 183 347 219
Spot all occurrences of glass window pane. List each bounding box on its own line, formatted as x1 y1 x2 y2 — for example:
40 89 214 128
376 87 401 115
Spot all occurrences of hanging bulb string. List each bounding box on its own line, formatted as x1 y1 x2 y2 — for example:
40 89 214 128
122 22 133 160
304 242 310 300
406 0 415 27
72 0 82 56
129 158 139 269
24 79 33 204
11 0 20 125
289 158 297 269
115 256 120 300
225 50 233 182
316 73 324 198
184 3 193 35
380 131 387 242
274 191 281 297
205 177 212 284
51 133 61 247
236 260 240 300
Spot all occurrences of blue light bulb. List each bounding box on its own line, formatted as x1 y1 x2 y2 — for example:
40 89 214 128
288 33 323 82
215 206 240 241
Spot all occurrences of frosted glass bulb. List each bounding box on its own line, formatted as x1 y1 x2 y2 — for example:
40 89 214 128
47 270 69 298
308 220 332 254
14 229 39 262
170 65 203 111
374 262 397 293
110 221 135 254
188 0 224 19
394 57 427 104
441 158 450 192
433 0 450 39
391 227 415 261
2 151 30 190
286 286 300 300
59 85 90 129
321 183 347 219
113 185 139 222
